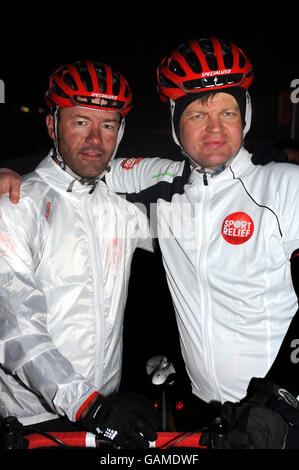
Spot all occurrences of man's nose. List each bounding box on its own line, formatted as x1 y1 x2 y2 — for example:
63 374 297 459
85 126 103 144
206 115 223 133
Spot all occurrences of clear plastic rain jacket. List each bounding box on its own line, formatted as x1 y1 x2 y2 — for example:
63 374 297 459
0 151 153 425
106 148 299 404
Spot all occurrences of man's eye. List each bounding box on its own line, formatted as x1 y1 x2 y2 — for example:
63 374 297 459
102 123 118 132
191 114 204 120
73 119 87 127
223 111 238 117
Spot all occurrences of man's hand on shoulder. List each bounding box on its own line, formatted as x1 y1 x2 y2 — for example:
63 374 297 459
0 168 22 204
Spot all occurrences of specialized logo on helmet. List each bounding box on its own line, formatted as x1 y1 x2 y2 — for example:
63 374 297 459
121 157 143 170
91 92 118 100
201 69 231 77
222 212 254 245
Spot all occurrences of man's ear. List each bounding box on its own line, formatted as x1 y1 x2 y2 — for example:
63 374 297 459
46 114 55 140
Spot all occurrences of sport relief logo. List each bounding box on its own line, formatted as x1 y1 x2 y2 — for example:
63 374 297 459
222 212 254 245
121 157 143 170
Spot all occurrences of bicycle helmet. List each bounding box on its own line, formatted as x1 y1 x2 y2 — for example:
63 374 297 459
46 60 132 116
157 38 253 101
157 38 254 148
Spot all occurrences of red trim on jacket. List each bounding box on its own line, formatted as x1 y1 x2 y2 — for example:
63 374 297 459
76 391 99 421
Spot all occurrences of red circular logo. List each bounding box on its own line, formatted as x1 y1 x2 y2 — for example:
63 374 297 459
222 212 254 245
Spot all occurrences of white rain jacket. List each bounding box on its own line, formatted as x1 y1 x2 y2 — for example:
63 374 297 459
106 148 299 404
0 151 153 425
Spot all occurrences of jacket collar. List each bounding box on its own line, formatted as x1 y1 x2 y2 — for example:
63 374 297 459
34 150 99 196
188 147 252 185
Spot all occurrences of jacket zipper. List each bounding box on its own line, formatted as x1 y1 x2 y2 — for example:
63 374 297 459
197 178 221 401
83 194 104 388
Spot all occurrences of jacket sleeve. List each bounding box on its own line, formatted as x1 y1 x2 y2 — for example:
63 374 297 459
106 157 185 195
265 250 299 395
264 165 299 394
277 165 299 259
0 194 97 422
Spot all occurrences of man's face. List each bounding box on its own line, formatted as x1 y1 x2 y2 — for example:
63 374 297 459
179 92 243 170
46 106 121 178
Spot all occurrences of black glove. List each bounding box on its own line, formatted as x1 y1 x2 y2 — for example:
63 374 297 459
217 378 299 449
80 392 159 449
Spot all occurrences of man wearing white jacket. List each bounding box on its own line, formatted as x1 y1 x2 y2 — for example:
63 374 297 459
104 39 299 447
0 60 158 449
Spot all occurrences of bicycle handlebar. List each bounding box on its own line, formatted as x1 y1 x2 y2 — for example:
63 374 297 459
22 430 207 450
1 416 226 450
0 415 210 449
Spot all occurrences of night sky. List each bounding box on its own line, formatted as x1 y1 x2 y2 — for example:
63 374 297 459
1 12 298 159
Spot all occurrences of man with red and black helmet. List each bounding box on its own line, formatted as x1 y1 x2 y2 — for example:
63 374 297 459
1 40 299 448
45 60 132 184
105 38 299 448
0 60 159 449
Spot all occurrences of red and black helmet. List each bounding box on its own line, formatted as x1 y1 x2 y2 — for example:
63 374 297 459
157 38 253 102
46 60 132 116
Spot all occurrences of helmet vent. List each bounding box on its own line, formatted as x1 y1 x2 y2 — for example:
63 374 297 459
111 71 121 96
51 81 69 99
169 58 185 76
59 71 78 91
75 63 95 92
177 43 202 74
158 73 177 88
219 40 234 69
196 39 218 71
